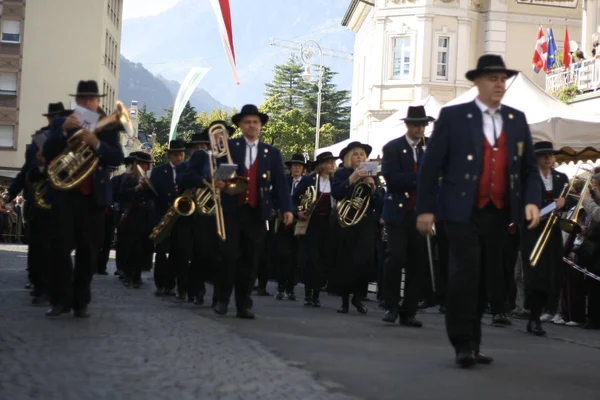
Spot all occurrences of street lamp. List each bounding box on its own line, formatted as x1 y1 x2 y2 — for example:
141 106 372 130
300 40 324 159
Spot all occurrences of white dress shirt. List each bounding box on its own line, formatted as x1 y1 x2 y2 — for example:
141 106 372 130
291 177 302 195
169 162 177 185
245 138 259 169
474 97 503 148
405 136 418 162
539 169 553 191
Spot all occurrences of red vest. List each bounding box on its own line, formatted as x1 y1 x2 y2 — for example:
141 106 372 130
476 130 508 209
79 175 93 196
239 159 259 208
407 161 418 210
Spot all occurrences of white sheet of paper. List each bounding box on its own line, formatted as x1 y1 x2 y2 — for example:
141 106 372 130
360 161 379 176
74 105 100 132
214 164 238 180
540 202 556 218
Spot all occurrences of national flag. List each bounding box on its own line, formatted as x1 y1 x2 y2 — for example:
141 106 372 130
546 27 557 71
532 26 547 73
208 0 240 85
563 27 571 69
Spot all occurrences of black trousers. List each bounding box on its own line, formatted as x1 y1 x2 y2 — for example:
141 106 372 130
435 221 450 307
48 192 104 309
276 226 298 294
217 205 266 310
119 206 153 283
444 206 508 353
154 237 176 291
97 210 115 273
298 213 331 295
27 208 53 296
382 211 425 316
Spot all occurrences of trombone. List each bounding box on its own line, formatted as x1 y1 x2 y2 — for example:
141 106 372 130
529 183 569 267
207 123 248 196
204 149 226 241
558 162 596 235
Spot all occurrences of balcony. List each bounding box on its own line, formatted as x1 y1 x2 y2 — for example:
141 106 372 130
546 59 600 94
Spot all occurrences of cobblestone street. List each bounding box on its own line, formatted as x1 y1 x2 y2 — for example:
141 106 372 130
0 243 599 400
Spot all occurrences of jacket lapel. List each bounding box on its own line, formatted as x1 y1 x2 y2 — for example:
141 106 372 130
469 101 484 162
501 107 516 167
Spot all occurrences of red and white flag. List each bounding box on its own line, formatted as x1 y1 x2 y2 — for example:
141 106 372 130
563 27 571 69
209 0 240 85
532 26 548 73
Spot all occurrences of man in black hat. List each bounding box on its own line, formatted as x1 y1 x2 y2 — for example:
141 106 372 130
186 131 211 153
519 141 569 335
212 105 294 318
381 105 435 328
416 54 541 367
149 139 187 296
42 81 124 318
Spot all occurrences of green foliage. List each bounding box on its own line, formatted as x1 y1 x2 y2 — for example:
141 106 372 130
195 108 238 133
551 85 581 103
151 141 169 165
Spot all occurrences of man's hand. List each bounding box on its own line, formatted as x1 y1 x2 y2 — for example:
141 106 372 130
525 204 540 230
214 180 226 190
555 197 566 209
416 213 435 236
80 130 99 149
62 114 82 131
36 148 45 165
297 211 308 221
282 211 294 226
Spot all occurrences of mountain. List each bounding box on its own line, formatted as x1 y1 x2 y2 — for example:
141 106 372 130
118 55 229 115
121 0 354 108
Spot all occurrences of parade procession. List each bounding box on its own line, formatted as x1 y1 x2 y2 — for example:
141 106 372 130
1 1 600 399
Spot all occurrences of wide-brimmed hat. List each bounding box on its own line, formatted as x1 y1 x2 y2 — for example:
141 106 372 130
69 80 106 97
231 104 269 126
186 132 209 148
401 105 435 123
42 102 72 117
284 153 307 167
465 54 519 82
124 154 135 165
533 141 560 155
313 152 338 166
133 151 153 163
167 139 186 152
339 141 372 161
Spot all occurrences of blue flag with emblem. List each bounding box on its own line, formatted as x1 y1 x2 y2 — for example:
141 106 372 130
546 27 557 71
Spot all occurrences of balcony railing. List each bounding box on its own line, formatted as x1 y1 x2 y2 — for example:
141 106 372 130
546 59 600 94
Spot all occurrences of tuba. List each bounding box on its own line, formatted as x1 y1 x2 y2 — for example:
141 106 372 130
148 190 196 244
336 179 372 228
207 123 248 195
47 101 132 191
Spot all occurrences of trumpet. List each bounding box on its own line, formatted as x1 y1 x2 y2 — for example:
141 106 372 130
47 101 132 191
148 190 196 244
529 183 569 267
207 123 248 196
558 162 596 234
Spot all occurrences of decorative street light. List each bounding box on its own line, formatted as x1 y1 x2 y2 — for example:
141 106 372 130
300 39 324 159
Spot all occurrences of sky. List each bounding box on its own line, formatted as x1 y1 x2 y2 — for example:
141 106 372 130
123 0 182 19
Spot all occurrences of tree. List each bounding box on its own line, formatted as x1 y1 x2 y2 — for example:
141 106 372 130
195 108 238 134
151 141 169 165
153 101 201 144
264 54 309 112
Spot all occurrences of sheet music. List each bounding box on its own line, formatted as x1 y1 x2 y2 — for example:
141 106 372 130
74 105 100 131
359 161 379 176
540 202 556 218
214 164 237 180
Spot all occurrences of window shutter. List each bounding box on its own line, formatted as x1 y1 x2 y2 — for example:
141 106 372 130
0 73 17 93
0 125 15 147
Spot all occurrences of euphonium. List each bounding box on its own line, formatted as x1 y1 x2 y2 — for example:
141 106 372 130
148 190 196 244
336 180 372 228
298 175 318 216
47 101 132 191
207 123 248 195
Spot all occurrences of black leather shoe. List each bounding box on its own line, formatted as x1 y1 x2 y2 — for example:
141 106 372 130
194 295 204 306
132 281 141 289
214 302 228 315
312 298 321 307
337 307 349 314
526 320 546 336
154 288 164 296
456 350 476 368
175 292 186 301
275 292 285 300
351 297 368 314
382 310 399 323
287 292 297 301
236 309 255 319
475 352 494 365
400 316 423 327
45 306 70 317
492 313 512 326
439 305 447 314
73 306 90 318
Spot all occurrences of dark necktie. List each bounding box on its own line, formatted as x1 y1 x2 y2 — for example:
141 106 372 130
485 109 499 150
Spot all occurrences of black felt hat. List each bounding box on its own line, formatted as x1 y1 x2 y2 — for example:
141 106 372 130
69 80 106 97
42 102 72 117
284 153 307 167
186 132 209 147
167 139 186 152
465 54 519 82
134 151 153 163
339 141 373 161
231 104 269 126
401 106 435 123
313 152 338 166
533 141 560 155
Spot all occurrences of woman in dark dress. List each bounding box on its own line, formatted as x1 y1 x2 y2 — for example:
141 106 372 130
330 142 378 314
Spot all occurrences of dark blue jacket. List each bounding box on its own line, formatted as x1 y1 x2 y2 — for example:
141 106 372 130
177 149 209 192
42 115 124 207
149 161 187 220
416 101 541 225
220 138 292 221
381 135 425 225
8 142 38 202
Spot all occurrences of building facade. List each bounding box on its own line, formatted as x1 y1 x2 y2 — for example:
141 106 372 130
343 0 582 139
0 0 123 178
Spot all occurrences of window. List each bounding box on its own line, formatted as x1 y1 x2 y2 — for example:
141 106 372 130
2 20 21 43
0 125 15 148
0 73 17 95
436 36 450 80
392 37 412 80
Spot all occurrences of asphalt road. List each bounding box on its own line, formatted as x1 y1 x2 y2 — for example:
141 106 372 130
0 243 598 400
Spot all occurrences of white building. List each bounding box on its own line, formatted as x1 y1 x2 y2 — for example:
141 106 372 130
342 0 582 140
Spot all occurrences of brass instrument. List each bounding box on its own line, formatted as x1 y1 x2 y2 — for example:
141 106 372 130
135 164 158 196
47 101 133 191
33 180 51 210
298 174 319 217
194 186 216 214
529 183 569 267
205 149 226 241
148 190 196 244
207 123 248 196
558 162 596 234
336 179 372 228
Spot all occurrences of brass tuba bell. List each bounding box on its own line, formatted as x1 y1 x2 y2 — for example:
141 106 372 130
336 180 372 228
148 190 196 244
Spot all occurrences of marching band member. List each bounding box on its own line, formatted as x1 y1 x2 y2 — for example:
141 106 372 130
117 152 155 288
416 55 541 367
330 142 376 314
97 166 118 276
43 80 125 318
292 151 337 307
149 139 187 296
213 104 293 319
521 141 569 335
381 106 434 327
275 153 307 301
